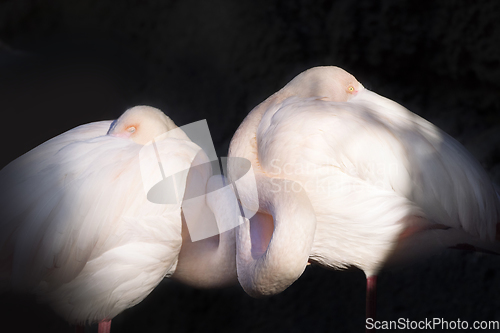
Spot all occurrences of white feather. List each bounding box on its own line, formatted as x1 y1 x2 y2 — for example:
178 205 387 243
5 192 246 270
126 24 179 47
254 95 499 274
0 114 200 324
229 67 500 286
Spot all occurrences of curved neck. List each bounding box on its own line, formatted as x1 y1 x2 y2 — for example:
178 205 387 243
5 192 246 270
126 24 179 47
171 168 238 288
235 172 317 297
229 89 316 297
171 212 237 288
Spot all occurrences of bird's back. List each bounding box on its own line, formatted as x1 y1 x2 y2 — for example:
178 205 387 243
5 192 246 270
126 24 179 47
255 96 500 272
0 120 192 323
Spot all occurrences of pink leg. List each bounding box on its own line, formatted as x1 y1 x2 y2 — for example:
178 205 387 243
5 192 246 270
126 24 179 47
98 319 112 333
366 275 377 333
75 325 85 333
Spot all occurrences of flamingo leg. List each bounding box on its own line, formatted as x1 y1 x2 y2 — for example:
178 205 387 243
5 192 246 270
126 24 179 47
75 325 85 333
366 275 377 333
98 319 112 333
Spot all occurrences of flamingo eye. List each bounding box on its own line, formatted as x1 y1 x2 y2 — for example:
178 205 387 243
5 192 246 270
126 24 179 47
127 126 136 133
347 86 355 93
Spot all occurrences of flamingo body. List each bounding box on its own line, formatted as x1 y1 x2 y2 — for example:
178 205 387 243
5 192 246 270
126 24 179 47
257 95 499 275
228 66 500 296
0 106 198 325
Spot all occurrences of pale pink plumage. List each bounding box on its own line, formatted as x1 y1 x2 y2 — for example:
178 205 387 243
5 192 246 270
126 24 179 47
0 106 198 329
227 67 500 327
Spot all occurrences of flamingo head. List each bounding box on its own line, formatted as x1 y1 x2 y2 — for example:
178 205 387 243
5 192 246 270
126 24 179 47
107 106 178 145
282 66 364 102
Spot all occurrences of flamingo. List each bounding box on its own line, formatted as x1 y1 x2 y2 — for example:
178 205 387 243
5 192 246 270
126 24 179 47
227 66 500 330
0 105 231 333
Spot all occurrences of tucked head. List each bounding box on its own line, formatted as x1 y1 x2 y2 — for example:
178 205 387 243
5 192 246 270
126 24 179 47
107 106 178 145
281 66 363 102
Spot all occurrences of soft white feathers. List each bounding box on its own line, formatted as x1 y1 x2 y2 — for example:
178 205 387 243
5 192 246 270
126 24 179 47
352 90 499 239
0 106 199 324
256 95 499 274
255 97 421 274
228 66 500 289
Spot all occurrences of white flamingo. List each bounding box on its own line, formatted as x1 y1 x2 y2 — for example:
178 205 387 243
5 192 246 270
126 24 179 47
227 66 500 329
0 106 235 333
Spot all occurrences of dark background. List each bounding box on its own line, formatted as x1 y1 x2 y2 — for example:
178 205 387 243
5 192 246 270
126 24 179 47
1 1 500 332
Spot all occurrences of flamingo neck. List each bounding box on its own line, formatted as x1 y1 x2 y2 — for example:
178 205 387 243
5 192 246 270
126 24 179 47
171 163 238 288
171 212 237 288
232 170 316 297
228 89 317 296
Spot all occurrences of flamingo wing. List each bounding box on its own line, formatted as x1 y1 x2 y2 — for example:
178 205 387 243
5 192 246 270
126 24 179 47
0 122 199 322
256 96 499 246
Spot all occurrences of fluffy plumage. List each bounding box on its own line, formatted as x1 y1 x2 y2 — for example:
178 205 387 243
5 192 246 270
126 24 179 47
228 66 500 295
0 106 198 324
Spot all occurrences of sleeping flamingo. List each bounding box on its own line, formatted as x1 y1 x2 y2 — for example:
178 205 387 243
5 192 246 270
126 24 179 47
227 66 500 330
0 105 234 333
